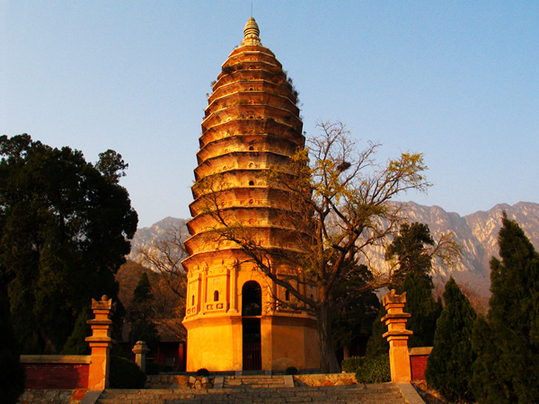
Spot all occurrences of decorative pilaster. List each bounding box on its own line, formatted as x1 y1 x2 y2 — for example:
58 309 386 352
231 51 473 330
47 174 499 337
86 295 115 390
132 341 150 372
382 290 413 383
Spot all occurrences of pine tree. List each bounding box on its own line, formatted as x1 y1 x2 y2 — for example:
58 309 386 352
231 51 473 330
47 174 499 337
400 271 442 347
127 272 159 350
386 222 434 291
386 222 441 347
425 277 476 403
471 212 539 403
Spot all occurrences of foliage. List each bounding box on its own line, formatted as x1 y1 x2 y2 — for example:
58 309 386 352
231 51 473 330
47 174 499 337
471 212 539 404
354 354 390 384
109 355 146 389
386 222 435 291
365 305 389 358
0 134 137 353
145 361 172 375
341 356 363 373
134 272 152 303
196 368 210 377
401 271 442 347
426 277 476 403
331 279 380 357
62 309 91 355
285 366 298 375
0 293 25 404
196 121 431 372
126 273 160 351
386 222 443 347
136 225 188 340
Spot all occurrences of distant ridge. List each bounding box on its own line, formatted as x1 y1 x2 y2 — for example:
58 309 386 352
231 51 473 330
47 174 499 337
128 202 539 298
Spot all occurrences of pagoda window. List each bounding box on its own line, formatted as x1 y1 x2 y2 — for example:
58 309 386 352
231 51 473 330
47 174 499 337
191 295 195 306
214 290 219 302
249 180 254 186
285 290 290 301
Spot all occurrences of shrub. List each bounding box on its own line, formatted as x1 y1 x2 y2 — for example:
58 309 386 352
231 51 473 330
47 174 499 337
285 366 298 375
196 368 210 377
341 356 363 373
145 362 172 375
354 355 390 384
109 356 146 388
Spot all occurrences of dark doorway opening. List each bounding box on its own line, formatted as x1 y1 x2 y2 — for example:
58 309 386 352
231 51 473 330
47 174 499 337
242 318 261 370
242 281 262 370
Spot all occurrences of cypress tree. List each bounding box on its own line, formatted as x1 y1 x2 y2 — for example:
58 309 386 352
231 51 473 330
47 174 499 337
127 273 160 350
62 309 91 355
471 212 539 403
400 271 442 347
365 305 389 358
425 277 476 403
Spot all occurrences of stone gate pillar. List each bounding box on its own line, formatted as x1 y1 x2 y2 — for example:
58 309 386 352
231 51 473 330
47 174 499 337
382 290 413 383
86 295 115 389
132 341 150 372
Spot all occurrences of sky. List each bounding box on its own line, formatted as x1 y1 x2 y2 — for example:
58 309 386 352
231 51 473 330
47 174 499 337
1 1 538 228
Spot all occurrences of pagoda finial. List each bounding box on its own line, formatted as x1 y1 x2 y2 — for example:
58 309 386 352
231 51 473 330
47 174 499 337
242 17 261 45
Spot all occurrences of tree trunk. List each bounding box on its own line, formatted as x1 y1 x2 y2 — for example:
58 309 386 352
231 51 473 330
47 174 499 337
343 345 351 360
316 302 341 373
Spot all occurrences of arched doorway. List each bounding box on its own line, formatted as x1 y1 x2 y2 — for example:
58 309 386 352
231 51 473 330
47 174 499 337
242 281 262 370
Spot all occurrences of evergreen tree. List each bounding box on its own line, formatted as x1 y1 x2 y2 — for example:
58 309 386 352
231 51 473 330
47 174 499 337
127 272 160 350
386 222 441 347
0 293 25 403
332 290 380 358
386 222 434 291
133 272 152 303
0 134 138 353
365 304 389 358
62 309 91 355
400 271 442 347
425 277 476 403
471 212 539 403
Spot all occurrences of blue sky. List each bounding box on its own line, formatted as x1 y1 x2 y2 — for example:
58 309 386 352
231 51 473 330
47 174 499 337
2 1 538 228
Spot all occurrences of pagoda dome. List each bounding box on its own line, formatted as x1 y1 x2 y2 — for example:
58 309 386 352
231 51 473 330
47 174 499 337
184 17 304 261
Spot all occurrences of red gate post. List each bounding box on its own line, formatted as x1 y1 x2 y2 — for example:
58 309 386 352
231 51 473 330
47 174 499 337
382 290 413 383
86 295 115 389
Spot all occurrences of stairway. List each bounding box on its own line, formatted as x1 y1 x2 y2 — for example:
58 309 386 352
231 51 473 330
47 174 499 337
96 379 411 404
221 374 287 389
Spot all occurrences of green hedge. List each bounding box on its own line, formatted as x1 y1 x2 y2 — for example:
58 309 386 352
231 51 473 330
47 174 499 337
341 356 363 373
342 355 390 384
109 356 147 388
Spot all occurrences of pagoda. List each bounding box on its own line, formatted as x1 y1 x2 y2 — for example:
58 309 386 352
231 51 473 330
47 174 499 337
182 18 320 372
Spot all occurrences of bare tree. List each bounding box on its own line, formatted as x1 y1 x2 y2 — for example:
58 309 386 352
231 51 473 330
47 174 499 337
194 121 453 372
137 226 189 339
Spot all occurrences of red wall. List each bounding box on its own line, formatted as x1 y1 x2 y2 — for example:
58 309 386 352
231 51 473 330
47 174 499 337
410 354 429 381
24 363 89 389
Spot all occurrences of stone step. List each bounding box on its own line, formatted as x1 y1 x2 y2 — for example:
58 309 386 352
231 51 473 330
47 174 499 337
223 375 286 388
97 383 407 404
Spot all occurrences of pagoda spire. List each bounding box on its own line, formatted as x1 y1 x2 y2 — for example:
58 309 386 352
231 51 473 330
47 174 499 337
242 17 261 45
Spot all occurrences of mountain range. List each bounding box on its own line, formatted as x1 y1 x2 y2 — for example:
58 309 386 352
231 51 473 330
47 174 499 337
128 201 539 300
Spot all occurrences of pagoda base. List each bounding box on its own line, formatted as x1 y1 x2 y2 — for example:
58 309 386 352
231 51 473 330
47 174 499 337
183 313 320 372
